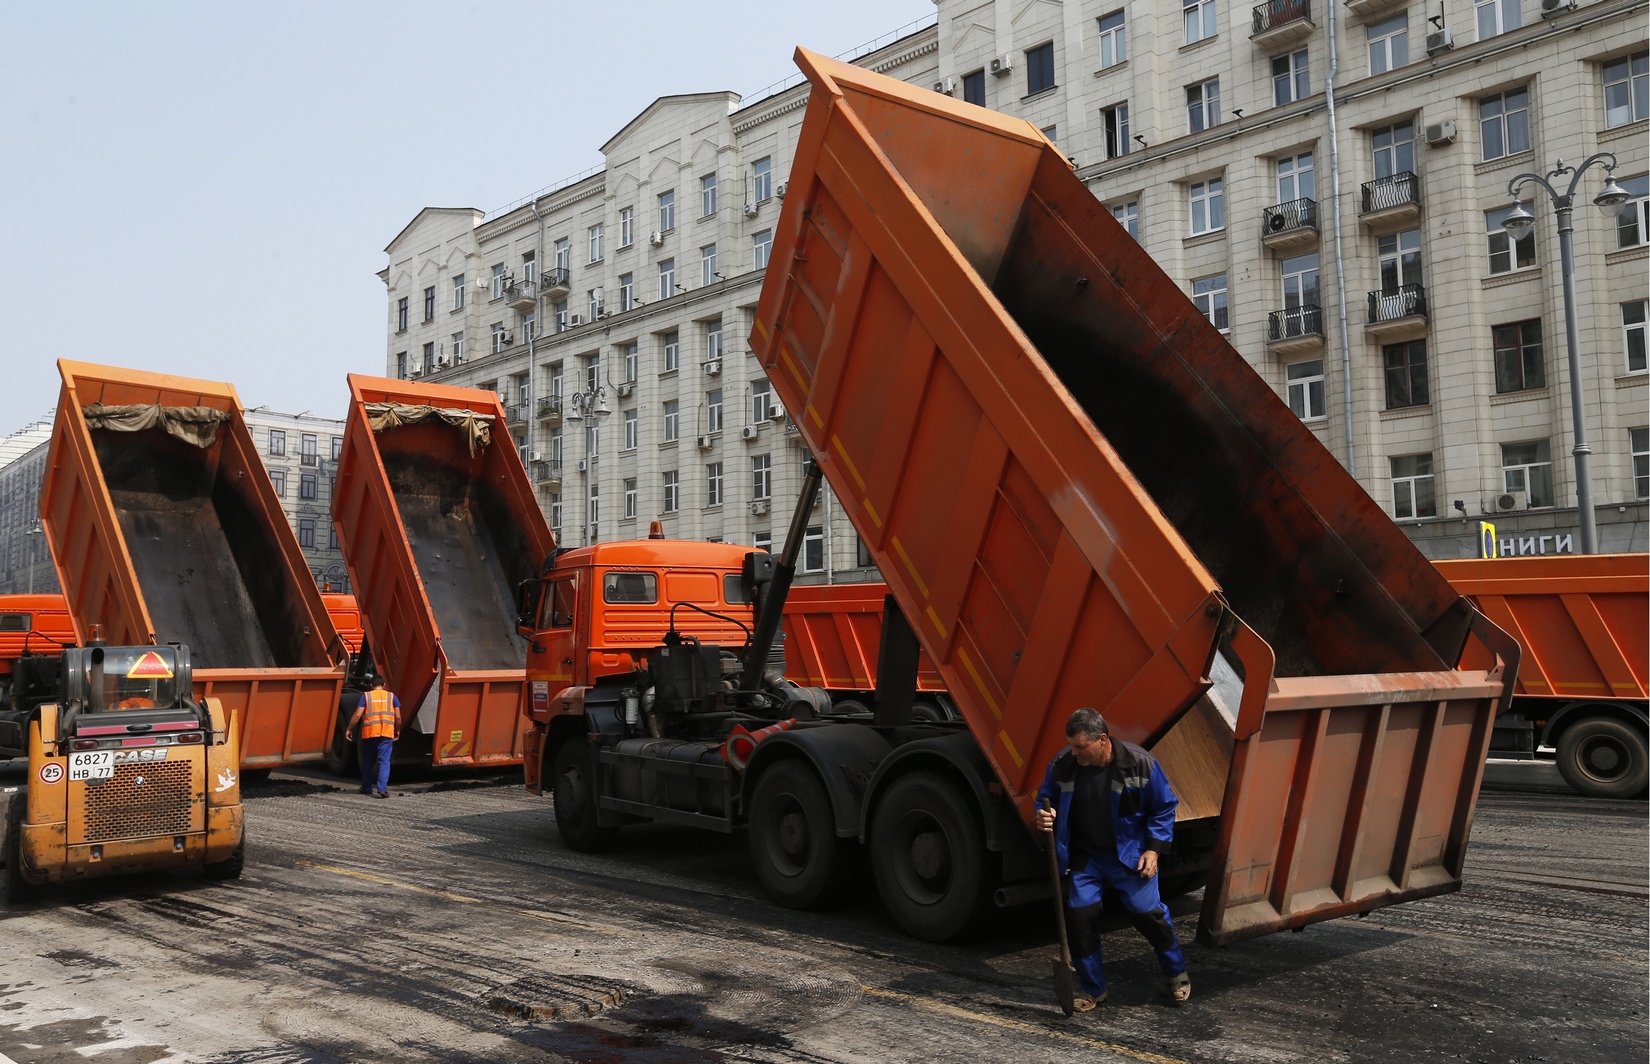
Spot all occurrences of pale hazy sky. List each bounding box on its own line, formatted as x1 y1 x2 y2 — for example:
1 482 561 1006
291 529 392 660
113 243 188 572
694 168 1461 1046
1 2 935 429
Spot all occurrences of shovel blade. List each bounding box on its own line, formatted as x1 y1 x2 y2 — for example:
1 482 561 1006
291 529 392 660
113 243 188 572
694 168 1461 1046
1052 957 1076 1016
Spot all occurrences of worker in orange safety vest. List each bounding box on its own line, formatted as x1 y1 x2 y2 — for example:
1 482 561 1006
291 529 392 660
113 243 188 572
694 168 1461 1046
346 676 401 798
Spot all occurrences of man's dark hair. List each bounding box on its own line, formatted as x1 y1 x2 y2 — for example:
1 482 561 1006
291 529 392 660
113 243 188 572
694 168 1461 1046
1066 707 1109 742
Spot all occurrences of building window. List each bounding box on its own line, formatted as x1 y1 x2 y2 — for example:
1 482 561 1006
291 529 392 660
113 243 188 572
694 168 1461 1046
396 351 407 379
588 224 604 263
1502 440 1554 507
663 330 680 373
662 471 679 514
550 494 562 534
1277 152 1315 202
1604 50 1649 128
422 342 435 371
1187 79 1221 132
588 288 603 319
269 469 286 496
658 259 676 300
331 435 343 461
623 343 639 382
1368 14 1408 75
554 238 570 271
1273 50 1310 107
752 454 772 500
1623 300 1648 372
1189 177 1225 234
701 173 718 217
705 319 723 363
1025 42 1056 95
423 286 436 322
491 322 509 354
618 273 634 313
298 518 316 549
1486 204 1536 274
624 478 638 519
1632 428 1649 498
1191 274 1229 331
856 534 874 569
552 302 568 332
701 244 718 286
522 312 537 341
754 531 772 553
1041 124 1059 146
1614 175 1649 248
707 389 724 433
268 429 286 456
752 157 773 203
329 528 340 552
1184 0 1217 44
452 274 466 310
1383 340 1429 409
1378 229 1423 294
300 473 317 500
1493 320 1545 393
1479 88 1530 161
802 525 825 574
619 206 635 248
1103 103 1130 159
397 297 409 332
1111 200 1139 239
753 229 773 272
663 400 680 443
1287 359 1326 420
706 462 723 507
1282 251 1320 309
491 263 507 299
962 69 986 105
1475 0 1521 38
452 332 464 360
659 190 676 232
624 409 639 451
1390 454 1437 519
1098 11 1127 67
522 250 536 284
1371 120 1415 179
751 379 773 422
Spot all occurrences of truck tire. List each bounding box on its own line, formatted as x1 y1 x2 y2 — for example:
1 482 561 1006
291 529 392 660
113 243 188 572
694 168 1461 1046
747 759 857 909
324 725 358 777
1555 717 1649 799
4 794 44 905
869 771 993 941
552 738 618 853
203 828 246 881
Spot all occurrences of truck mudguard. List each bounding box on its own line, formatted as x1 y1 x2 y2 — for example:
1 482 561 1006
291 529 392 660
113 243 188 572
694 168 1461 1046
741 724 893 839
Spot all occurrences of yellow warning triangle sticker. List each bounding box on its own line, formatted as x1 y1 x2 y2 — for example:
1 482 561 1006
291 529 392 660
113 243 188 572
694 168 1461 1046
127 651 174 679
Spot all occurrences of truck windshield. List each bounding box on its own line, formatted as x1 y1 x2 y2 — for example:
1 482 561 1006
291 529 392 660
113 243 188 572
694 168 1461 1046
92 648 178 711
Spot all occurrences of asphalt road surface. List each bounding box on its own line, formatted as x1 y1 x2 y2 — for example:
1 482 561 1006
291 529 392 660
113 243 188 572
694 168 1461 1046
1 762 1644 1064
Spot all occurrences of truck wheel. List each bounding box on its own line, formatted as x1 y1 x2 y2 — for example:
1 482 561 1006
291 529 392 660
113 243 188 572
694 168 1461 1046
203 828 246 881
869 771 993 941
324 725 358 777
4 794 44 905
1556 717 1649 799
747 759 857 909
552 738 617 853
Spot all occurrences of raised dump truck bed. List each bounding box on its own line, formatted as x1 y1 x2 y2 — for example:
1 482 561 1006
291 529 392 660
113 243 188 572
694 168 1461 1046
332 375 554 767
749 50 1519 944
39 360 345 768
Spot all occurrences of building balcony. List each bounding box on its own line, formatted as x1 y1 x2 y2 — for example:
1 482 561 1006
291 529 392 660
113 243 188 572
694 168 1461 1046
1360 172 1422 228
540 267 572 300
505 280 538 311
1345 0 1405 18
506 403 528 426
1252 0 1314 48
1366 284 1428 338
1262 198 1319 250
536 395 563 427
1267 304 1326 354
533 461 563 490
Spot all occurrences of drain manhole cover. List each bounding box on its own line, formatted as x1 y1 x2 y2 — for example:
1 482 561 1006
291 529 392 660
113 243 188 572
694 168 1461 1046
487 974 634 1021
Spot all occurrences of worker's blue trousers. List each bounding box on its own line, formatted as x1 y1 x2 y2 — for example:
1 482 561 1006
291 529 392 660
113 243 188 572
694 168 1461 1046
359 737 393 794
1066 852 1186 998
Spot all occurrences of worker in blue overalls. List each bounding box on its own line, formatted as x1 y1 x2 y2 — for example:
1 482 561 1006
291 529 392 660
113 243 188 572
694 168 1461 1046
346 676 401 799
1036 707 1191 1010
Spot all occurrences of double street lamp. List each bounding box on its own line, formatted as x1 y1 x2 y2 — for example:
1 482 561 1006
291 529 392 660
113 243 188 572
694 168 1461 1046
564 381 613 546
1501 153 1632 555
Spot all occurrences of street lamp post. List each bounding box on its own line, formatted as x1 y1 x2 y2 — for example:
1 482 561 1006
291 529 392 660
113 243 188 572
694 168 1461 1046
1501 153 1631 555
25 524 43 595
563 379 612 546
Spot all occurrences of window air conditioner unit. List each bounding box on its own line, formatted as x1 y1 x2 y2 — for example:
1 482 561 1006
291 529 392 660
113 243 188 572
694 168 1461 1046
436 354 452 368
989 54 1013 76
1539 0 1575 16
577 458 589 473
616 382 635 398
750 500 770 516
743 203 759 218
775 182 788 200
934 77 957 95
529 450 543 463
741 424 760 440
649 231 665 246
1424 119 1457 145
696 435 712 450
1424 28 1453 55
1494 491 1529 513
568 313 584 326
703 360 721 375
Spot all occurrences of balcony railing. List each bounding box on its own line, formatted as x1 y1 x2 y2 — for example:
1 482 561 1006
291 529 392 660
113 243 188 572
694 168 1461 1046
536 395 563 421
505 280 537 310
506 403 528 425
1367 283 1427 324
1268 304 1324 341
1252 0 1311 35
539 266 572 295
1262 197 1318 237
1361 171 1421 214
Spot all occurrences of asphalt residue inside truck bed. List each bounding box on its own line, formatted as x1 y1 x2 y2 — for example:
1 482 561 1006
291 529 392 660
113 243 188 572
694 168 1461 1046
394 492 524 672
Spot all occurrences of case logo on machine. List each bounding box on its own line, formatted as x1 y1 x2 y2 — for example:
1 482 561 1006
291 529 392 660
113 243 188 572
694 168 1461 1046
126 651 174 679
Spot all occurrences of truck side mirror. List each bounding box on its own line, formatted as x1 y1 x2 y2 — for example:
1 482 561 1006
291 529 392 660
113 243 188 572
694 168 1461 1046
515 579 544 634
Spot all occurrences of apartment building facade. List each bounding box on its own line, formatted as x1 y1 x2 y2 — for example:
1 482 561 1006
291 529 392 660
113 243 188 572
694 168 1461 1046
384 1 1646 564
0 417 58 596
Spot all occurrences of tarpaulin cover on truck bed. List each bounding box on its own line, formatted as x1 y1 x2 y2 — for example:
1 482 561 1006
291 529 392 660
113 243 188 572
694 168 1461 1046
364 402 493 455
81 403 230 448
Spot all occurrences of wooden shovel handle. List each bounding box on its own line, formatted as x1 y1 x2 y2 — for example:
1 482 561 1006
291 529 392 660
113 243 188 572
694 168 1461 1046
1042 797 1073 969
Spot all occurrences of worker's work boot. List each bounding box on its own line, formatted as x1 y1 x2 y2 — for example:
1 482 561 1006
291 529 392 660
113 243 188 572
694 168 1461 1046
1167 973 1191 1005
1072 991 1107 1012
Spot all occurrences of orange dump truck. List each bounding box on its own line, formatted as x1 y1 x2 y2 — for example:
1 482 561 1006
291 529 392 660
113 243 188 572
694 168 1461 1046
514 50 1519 948
38 360 346 770
781 583 947 713
0 594 78 757
1439 554 1648 798
331 374 554 768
